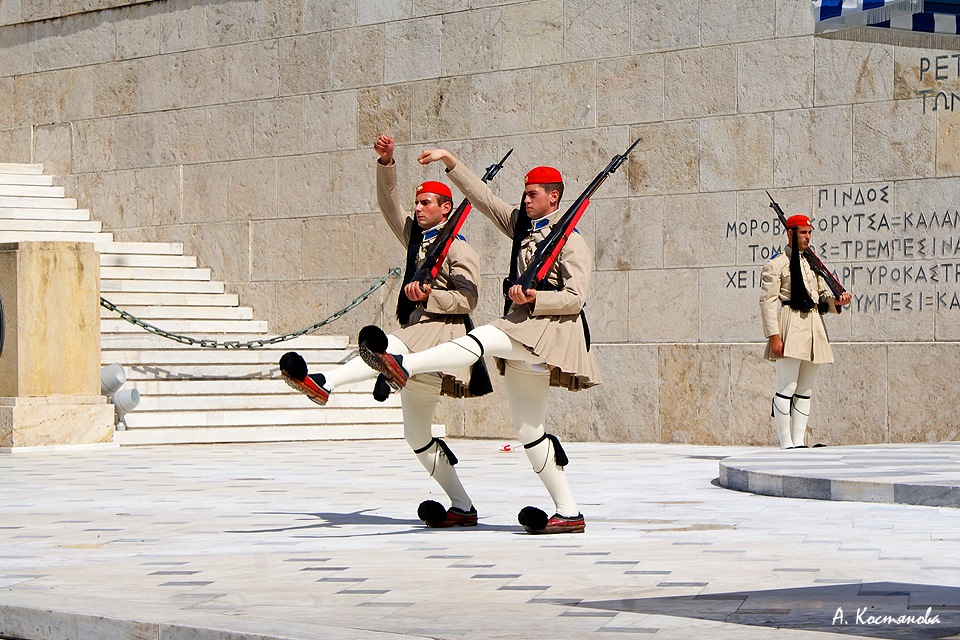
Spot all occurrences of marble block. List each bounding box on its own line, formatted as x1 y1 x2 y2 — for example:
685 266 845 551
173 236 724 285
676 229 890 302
0 242 115 448
0 396 115 448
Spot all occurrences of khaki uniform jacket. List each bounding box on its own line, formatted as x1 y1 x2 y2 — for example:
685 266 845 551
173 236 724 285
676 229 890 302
376 161 480 396
446 162 601 390
759 246 840 363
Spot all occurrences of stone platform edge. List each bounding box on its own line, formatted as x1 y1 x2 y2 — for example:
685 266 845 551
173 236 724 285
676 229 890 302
718 443 960 508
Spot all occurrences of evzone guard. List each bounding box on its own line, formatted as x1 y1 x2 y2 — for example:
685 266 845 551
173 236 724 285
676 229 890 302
761 196 852 449
280 134 495 528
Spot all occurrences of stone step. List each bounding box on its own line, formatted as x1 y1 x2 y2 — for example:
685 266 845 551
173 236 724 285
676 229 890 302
103 347 351 366
100 253 197 268
0 195 77 208
0 230 114 243
101 279 225 294
123 406 402 429
134 388 384 411
0 184 65 198
100 318 269 334
111 374 351 395
101 241 184 255
0 163 42 174
0 172 53 186
100 265 212 281
0 207 92 221
112 423 404 445
99 305 254 320
101 333 344 350
99 292 240 307
0 219 102 232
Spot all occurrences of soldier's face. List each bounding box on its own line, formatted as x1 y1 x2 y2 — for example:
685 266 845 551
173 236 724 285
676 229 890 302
414 194 450 229
523 184 560 220
789 226 812 251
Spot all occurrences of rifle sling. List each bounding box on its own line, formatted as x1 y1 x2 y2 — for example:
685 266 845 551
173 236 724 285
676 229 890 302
503 206 590 351
396 221 424 325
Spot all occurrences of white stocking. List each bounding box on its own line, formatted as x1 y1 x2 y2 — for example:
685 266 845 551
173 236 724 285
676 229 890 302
774 358 800 449
504 364 579 518
401 325 541 377
790 361 821 447
772 392 794 449
402 377 472 511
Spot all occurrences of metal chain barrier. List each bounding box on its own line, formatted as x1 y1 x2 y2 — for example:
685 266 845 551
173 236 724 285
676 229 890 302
100 268 401 349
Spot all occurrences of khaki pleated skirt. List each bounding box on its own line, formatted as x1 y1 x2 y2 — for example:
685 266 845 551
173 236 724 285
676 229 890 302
394 312 475 397
491 306 600 391
763 304 835 364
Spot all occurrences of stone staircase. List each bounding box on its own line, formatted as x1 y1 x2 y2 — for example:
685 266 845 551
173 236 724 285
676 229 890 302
0 162 404 445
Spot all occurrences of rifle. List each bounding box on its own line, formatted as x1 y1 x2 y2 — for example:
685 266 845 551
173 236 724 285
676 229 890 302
409 148 513 288
765 191 846 299
511 138 641 292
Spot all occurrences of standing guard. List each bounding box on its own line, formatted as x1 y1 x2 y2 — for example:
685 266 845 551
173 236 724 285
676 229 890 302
760 213 852 449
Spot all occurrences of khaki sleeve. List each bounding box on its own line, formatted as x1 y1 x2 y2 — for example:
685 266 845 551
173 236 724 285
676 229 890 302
424 239 480 315
376 160 412 245
446 162 519 238
759 260 783 338
530 232 591 317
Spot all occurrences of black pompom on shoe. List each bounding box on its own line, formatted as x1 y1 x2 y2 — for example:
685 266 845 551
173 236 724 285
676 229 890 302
418 501 478 528
517 506 549 532
418 500 448 527
279 351 308 380
358 325 389 353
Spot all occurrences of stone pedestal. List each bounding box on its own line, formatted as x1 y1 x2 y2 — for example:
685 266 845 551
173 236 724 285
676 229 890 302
0 242 114 449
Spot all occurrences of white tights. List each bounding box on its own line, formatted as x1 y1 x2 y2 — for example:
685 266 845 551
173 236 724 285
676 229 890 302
773 357 821 449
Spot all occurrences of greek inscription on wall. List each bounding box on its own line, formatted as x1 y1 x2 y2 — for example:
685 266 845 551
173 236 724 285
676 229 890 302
724 183 960 315
917 54 960 113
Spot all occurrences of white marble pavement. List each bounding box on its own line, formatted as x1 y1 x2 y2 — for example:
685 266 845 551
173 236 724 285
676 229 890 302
1 441 959 640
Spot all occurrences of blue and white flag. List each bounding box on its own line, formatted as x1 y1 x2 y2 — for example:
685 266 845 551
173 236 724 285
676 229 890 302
813 0 960 48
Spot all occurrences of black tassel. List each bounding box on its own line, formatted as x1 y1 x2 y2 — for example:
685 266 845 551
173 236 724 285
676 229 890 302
434 437 459 466
788 239 815 313
372 374 391 402
468 359 493 396
546 434 569 467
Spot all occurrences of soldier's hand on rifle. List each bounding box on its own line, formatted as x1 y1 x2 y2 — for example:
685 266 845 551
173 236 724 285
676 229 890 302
836 292 852 306
768 335 784 358
374 134 395 165
417 149 458 171
507 284 536 306
404 281 431 302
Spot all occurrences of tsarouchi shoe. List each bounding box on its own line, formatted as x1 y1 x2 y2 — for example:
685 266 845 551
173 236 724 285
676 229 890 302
518 506 585 534
357 325 409 389
418 500 478 528
358 347 408 390
279 351 329 406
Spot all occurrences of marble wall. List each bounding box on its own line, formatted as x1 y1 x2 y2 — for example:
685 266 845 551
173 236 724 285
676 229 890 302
2 0 959 445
